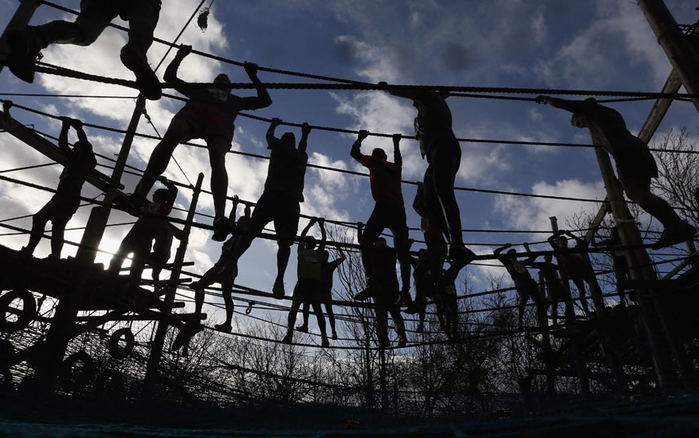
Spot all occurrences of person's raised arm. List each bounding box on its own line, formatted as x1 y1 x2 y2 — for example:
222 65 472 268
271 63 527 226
392 133 402 166
239 62 272 110
493 243 511 256
72 119 88 145
158 176 178 207
350 130 369 164
318 217 327 252
335 244 347 264
58 117 72 155
266 118 281 148
535 95 597 116
522 243 537 265
298 122 311 154
300 217 317 238
229 195 240 223
164 45 192 95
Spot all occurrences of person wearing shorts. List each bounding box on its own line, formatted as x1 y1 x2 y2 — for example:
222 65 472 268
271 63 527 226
224 119 310 297
7 0 162 99
536 96 695 249
129 44 271 241
22 117 96 261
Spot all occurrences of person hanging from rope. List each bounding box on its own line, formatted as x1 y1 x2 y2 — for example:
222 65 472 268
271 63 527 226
222 118 310 298
380 84 476 277
524 244 576 327
21 117 96 261
107 177 177 292
296 244 346 340
493 243 547 330
535 96 695 249
5 0 163 100
190 196 251 333
547 230 604 315
355 222 407 349
123 44 271 241
592 226 631 306
350 130 412 307
282 217 329 347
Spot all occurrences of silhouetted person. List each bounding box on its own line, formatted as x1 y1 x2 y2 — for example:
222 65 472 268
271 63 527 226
147 221 177 293
127 44 271 241
108 177 177 291
494 243 546 329
592 226 631 306
536 96 695 249
7 0 162 99
283 218 329 347
223 119 310 297
367 237 408 349
350 130 412 306
381 85 476 275
189 196 251 332
548 230 604 315
297 245 346 340
21 117 96 261
525 244 575 327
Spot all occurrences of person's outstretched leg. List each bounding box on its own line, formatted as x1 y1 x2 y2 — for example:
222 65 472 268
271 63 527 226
390 211 412 306
296 302 310 332
325 301 337 339
207 137 231 241
389 305 407 347
283 299 302 343
22 207 50 256
572 278 590 315
214 283 234 332
49 216 70 262
360 205 385 279
134 123 189 202
311 301 328 347
274 243 292 297
120 0 161 99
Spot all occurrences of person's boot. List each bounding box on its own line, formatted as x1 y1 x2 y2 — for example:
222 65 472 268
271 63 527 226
120 44 161 100
295 324 308 333
211 217 230 242
214 322 232 333
7 28 43 83
652 222 696 249
281 331 293 344
272 278 285 298
321 334 329 347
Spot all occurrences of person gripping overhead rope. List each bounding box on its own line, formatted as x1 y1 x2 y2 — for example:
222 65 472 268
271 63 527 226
21 117 96 261
536 96 695 249
126 44 272 241
6 0 163 100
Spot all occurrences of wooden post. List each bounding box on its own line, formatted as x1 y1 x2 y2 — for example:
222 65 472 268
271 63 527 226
143 173 203 394
33 97 146 390
594 147 682 391
638 0 699 113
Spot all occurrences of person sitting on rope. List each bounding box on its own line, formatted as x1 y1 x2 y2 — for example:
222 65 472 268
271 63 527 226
535 96 695 249
592 226 631 306
547 230 604 315
223 118 310 298
190 196 251 333
282 217 329 347
108 177 177 292
6 0 162 100
350 130 412 307
21 117 96 261
525 244 576 327
493 243 547 330
380 84 476 277
297 244 346 340
125 44 271 241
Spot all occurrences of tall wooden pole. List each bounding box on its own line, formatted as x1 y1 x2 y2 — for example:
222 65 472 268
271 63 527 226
143 172 203 394
33 97 146 389
638 0 699 113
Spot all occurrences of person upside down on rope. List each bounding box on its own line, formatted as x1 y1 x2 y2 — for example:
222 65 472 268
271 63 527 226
21 117 96 262
124 44 271 242
222 118 310 298
536 96 695 249
6 0 163 100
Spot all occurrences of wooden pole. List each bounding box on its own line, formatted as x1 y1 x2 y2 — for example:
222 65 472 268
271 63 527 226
143 172 203 394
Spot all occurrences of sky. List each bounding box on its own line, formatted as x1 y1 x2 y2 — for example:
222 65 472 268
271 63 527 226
1 0 698 331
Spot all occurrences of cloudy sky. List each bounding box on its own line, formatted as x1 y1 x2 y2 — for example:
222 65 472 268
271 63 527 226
1 0 698 327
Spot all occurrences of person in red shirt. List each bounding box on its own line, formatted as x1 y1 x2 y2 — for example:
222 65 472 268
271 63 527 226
350 130 411 306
